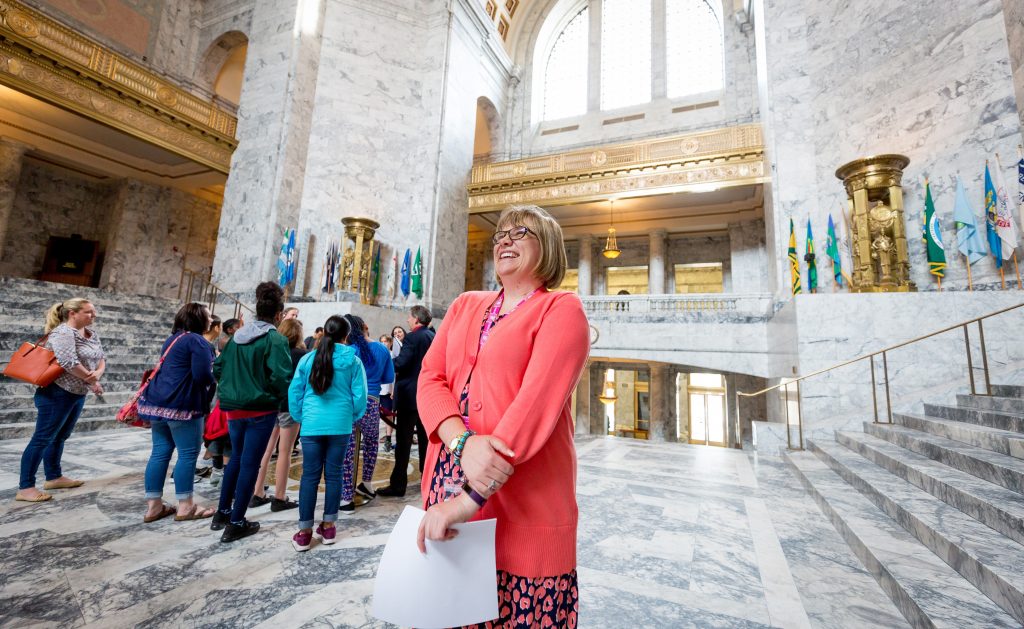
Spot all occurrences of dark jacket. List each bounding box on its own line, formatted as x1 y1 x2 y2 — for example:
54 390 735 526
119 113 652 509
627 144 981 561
393 325 434 409
280 346 308 413
214 321 292 412
139 332 215 420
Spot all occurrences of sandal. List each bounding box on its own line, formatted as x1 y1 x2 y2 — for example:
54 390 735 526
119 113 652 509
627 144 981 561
175 504 216 521
15 490 52 502
144 504 176 523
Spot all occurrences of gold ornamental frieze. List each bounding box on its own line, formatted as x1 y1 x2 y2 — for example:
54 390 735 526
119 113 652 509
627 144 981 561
0 0 236 172
468 124 765 212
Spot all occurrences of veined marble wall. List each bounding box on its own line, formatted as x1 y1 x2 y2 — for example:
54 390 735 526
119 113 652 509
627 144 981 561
0 159 114 279
504 0 760 158
756 0 1024 298
1004 0 1024 130
783 291 1024 442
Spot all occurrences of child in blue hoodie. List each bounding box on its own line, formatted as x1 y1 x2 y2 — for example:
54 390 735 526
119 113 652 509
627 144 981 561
288 315 367 551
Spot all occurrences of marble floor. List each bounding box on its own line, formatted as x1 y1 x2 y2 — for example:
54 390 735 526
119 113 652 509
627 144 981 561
0 431 909 628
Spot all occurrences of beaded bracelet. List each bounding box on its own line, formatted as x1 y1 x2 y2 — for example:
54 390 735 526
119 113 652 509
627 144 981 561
452 429 474 468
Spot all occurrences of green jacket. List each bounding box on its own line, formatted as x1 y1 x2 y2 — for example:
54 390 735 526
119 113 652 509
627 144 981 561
214 321 292 412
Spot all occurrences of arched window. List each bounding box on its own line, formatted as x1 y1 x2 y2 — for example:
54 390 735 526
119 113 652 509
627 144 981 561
600 0 652 110
666 0 724 98
542 7 589 121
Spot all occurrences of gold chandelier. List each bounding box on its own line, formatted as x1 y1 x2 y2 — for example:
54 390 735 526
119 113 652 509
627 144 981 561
597 370 618 404
602 199 621 259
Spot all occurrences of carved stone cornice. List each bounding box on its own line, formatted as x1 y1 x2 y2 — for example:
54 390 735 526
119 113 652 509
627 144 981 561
0 0 237 173
468 124 766 212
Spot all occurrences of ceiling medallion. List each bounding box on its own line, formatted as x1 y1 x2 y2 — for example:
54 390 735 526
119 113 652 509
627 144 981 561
156 85 178 106
680 138 699 154
590 150 608 167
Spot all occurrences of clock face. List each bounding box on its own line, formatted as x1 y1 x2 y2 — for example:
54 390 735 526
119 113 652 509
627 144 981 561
589 324 599 346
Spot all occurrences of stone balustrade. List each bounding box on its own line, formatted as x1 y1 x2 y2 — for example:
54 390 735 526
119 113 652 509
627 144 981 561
581 293 773 319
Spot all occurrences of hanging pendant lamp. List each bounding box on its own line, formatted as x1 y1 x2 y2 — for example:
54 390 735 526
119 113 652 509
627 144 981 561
602 199 621 259
597 371 618 404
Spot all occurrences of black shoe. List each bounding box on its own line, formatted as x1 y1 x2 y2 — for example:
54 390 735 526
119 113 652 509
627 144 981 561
375 485 405 497
271 496 299 512
356 482 376 500
339 501 355 515
210 511 230 531
221 520 260 543
249 494 272 509
194 467 212 478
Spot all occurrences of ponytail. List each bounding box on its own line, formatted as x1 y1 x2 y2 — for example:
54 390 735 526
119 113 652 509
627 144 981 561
344 314 372 367
310 315 350 395
44 298 90 334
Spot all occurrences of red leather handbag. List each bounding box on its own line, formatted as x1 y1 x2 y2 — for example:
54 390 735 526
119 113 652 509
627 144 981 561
2 336 63 386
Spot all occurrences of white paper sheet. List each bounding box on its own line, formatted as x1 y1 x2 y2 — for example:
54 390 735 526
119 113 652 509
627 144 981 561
372 506 499 628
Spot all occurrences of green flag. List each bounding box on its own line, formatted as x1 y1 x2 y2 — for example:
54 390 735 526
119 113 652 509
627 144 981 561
804 218 818 293
411 246 423 298
788 219 801 295
371 244 381 296
922 180 946 278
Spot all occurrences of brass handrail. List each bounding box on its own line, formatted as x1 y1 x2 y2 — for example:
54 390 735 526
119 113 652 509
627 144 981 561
177 266 254 320
737 301 1024 451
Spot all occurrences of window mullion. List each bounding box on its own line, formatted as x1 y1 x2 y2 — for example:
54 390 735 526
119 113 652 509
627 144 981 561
651 0 667 100
587 0 602 113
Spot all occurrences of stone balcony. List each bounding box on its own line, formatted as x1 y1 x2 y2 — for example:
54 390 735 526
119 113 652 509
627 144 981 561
584 292 779 377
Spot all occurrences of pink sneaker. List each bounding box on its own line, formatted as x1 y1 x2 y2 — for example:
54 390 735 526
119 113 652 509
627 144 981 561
314 523 336 545
292 530 312 552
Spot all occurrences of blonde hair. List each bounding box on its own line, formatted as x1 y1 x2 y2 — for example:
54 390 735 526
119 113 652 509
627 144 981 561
44 298 91 334
277 318 305 350
494 204 567 289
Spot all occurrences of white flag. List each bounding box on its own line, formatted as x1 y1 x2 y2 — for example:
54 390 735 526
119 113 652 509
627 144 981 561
993 154 1020 259
384 249 397 299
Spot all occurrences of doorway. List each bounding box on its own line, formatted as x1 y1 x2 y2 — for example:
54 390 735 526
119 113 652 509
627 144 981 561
687 373 726 447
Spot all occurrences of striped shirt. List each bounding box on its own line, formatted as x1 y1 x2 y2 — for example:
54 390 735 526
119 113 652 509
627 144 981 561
47 323 105 395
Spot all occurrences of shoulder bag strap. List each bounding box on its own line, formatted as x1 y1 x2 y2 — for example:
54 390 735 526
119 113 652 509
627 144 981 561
143 333 187 386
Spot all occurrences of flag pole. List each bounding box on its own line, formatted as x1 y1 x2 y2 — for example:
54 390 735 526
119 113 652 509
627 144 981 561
965 253 973 291
1015 253 1022 289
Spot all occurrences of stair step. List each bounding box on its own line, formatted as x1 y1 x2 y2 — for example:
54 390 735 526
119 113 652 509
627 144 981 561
958 394 1024 415
0 391 132 410
837 431 1024 546
866 422 1024 495
896 413 1024 459
0 416 122 440
785 449 1019 628
992 385 1024 399
0 403 123 425
808 438 1024 624
924 403 1024 433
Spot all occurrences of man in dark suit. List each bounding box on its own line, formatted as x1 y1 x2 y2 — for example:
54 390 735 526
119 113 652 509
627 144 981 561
377 305 435 496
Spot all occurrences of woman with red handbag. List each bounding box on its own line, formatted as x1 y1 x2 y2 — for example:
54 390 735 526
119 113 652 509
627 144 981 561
138 303 218 523
16 298 106 503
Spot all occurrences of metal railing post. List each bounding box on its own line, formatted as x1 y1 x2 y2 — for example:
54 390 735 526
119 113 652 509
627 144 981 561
964 324 976 395
978 320 991 395
795 379 804 450
882 351 892 423
870 355 878 423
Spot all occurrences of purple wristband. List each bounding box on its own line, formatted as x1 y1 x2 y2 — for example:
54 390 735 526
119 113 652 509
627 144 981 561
462 481 487 507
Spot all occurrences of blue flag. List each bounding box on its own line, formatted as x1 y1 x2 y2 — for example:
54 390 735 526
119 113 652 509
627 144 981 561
953 176 987 264
400 248 411 297
277 228 296 286
985 163 1003 269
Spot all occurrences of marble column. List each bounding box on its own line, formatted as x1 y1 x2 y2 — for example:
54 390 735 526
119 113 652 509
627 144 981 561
577 234 593 296
100 179 173 297
212 0 325 295
574 364 592 435
648 229 667 294
590 364 607 435
649 363 670 442
0 138 31 264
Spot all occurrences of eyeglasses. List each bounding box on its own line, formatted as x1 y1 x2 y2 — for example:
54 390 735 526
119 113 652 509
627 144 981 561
492 226 533 245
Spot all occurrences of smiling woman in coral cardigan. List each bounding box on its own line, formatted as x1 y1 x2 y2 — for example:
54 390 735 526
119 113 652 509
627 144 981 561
416 204 590 628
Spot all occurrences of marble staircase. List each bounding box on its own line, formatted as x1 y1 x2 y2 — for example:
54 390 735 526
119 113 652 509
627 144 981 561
0 277 177 440
786 385 1024 627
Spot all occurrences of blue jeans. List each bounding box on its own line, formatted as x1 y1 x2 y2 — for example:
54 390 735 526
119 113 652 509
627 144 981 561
19 383 86 490
217 414 276 524
144 417 204 500
298 434 350 530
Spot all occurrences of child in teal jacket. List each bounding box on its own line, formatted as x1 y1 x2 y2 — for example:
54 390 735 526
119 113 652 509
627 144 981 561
288 316 367 551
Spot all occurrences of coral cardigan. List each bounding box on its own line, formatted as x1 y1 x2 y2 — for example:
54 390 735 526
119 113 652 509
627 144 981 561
418 289 591 577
